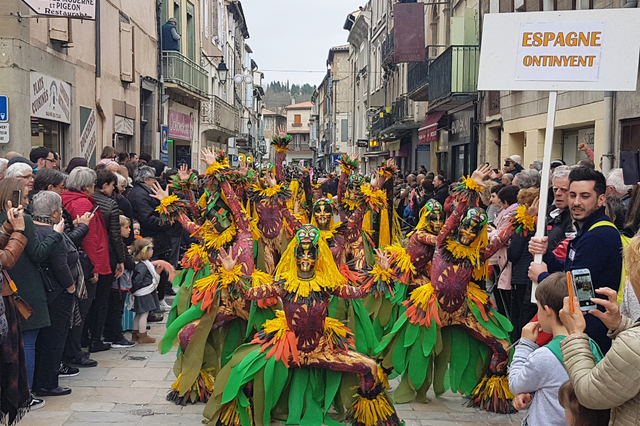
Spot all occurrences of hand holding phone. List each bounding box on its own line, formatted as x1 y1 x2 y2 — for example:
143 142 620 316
89 205 100 215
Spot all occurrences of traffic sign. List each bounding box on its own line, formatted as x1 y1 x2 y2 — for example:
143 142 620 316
21 0 96 20
0 123 10 144
0 96 7 122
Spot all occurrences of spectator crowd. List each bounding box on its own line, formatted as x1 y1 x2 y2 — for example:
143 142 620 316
0 141 640 426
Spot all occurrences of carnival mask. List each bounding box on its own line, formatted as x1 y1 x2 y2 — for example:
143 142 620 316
205 193 232 233
313 199 333 229
295 225 320 273
425 200 444 234
454 207 488 246
347 174 365 195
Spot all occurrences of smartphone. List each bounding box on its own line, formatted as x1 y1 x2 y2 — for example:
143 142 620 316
620 151 640 185
89 205 100 215
11 189 21 209
570 269 597 311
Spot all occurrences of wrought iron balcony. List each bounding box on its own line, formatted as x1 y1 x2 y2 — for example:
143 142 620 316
408 49 431 101
370 108 393 135
391 95 411 123
200 96 240 136
427 46 479 111
162 51 208 98
381 32 395 65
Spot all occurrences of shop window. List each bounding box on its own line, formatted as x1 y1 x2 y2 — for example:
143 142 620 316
31 118 63 153
120 19 134 82
621 120 640 152
49 18 70 43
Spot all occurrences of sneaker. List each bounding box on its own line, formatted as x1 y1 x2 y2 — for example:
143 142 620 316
65 355 98 368
59 362 80 378
29 395 45 410
111 338 136 348
147 312 164 322
165 286 176 296
158 299 172 311
89 341 112 353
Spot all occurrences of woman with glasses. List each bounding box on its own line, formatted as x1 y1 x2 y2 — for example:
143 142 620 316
5 163 34 192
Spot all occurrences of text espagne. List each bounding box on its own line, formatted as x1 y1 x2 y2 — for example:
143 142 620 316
521 31 601 68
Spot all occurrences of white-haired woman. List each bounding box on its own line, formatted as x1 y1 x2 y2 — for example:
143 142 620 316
61 167 113 353
5 163 34 192
31 191 78 396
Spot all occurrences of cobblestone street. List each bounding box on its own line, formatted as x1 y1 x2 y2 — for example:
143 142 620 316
19 295 526 426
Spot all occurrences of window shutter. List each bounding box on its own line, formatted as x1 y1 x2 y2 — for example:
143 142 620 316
120 22 134 82
49 18 69 42
341 119 349 142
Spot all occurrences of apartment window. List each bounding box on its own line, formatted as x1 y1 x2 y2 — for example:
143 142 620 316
294 114 302 127
119 15 134 82
174 0 181 34
341 119 348 142
161 0 170 24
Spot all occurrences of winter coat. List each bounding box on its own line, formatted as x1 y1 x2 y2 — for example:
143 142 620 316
127 182 173 257
0 213 62 331
561 317 640 426
93 191 125 264
61 190 111 275
432 185 449 206
546 205 575 252
34 224 79 304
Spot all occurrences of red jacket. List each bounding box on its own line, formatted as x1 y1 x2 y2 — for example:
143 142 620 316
61 190 111 275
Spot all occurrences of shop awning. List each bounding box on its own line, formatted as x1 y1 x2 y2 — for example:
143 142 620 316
418 111 445 144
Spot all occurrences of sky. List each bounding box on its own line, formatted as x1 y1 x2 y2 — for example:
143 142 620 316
240 0 365 87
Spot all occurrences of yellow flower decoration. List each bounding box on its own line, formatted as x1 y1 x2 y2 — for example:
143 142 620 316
361 184 387 209
351 392 395 426
384 245 417 276
515 204 536 232
341 197 359 211
340 164 353 175
467 282 489 305
371 264 392 283
199 221 237 250
263 310 290 342
160 194 180 207
205 158 230 175
253 183 284 198
409 283 436 311
462 176 483 193
251 269 273 288
324 317 349 338
273 145 289 153
217 264 243 288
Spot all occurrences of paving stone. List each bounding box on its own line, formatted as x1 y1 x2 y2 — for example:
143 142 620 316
19 410 72 426
65 411 142 423
63 379 135 388
111 403 184 414
94 387 158 404
104 367 172 381
131 380 176 389
69 402 116 412
136 413 206 425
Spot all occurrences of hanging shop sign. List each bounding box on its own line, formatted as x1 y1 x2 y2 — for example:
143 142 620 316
115 115 134 136
168 110 194 140
478 9 640 91
30 72 71 124
79 107 97 161
22 0 96 20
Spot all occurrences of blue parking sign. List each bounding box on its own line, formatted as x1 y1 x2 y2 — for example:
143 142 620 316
0 97 7 122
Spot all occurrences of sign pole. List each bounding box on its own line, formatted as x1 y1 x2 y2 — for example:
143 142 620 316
531 90 557 302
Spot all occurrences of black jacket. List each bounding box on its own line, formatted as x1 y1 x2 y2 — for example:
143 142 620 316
131 261 154 293
127 182 173 257
507 233 533 286
93 191 125 264
546 206 575 252
432 185 449 206
34 224 80 303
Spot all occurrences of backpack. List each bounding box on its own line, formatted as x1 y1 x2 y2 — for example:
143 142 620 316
588 221 629 304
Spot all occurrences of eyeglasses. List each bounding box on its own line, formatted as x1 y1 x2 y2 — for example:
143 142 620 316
45 158 56 163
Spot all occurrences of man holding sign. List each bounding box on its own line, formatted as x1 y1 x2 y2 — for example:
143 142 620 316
528 167 622 353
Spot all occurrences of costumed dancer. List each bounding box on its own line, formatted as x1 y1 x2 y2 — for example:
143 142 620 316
363 199 445 342
153 151 271 405
203 225 400 426
374 165 537 413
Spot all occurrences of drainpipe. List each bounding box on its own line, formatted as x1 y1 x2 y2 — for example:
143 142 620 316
157 0 164 159
94 0 104 119
602 91 614 175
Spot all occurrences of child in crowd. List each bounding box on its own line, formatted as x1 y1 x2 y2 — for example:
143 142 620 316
129 238 161 344
558 381 610 426
509 272 572 425
104 215 137 347
133 220 142 239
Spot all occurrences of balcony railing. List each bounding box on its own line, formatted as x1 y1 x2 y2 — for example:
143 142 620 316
408 49 431 100
381 32 395 65
391 95 411 123
428 46 479 108
162 51 208 98
291 143 311 151
370 108 393 135
214 96 239 134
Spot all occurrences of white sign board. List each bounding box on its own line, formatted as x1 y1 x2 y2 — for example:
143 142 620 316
30 72 71 124
22 0 96 20
0 123 9 144
79 109 97 161
478 9 640 91
115 116 134 136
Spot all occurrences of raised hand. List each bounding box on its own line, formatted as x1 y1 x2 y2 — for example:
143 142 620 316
265 171 277 188
559 296 587 335
77 212 94 227
471 163 493 185
350 153 360 162
526 196 540 217
219 246 240 272
371 169 380 188
588 287 623 332
375 248 391 270
275 125 288 139
7 206 25 232
201 148 217 167
149 181 170 201
238 160 249 177
178 163 191 181
53 219 65 234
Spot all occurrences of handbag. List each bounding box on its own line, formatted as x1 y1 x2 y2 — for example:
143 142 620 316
2 270 34 322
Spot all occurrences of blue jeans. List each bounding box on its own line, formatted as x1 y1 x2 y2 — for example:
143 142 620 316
22 328 39 389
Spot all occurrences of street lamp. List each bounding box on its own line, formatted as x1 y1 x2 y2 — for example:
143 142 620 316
217 60 229 85
247 119 252 132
